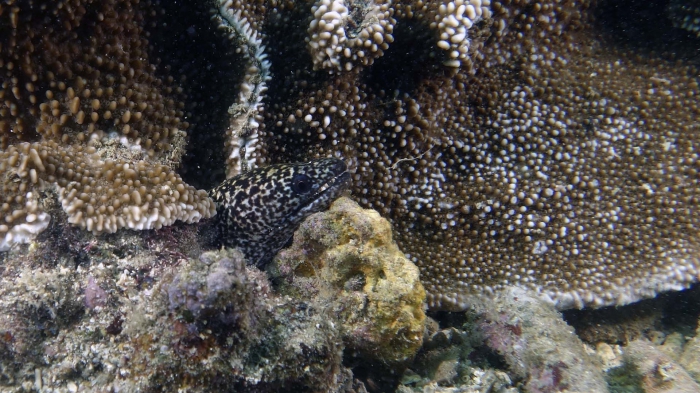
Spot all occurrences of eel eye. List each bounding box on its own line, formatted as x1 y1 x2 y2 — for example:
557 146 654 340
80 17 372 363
291 174 313 194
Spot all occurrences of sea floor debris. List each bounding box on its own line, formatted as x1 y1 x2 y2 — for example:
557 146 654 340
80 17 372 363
0 197 427 392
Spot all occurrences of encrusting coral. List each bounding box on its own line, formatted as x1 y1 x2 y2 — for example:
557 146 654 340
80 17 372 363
212 0 700 310
0 0 216 248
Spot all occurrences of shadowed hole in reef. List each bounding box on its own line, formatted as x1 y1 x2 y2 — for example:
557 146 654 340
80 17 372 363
143 0 246 190
263 5 317 81
344 355 402 393
563 284 700 345
427 311 510 371
363 18 446 95
593 0 699 61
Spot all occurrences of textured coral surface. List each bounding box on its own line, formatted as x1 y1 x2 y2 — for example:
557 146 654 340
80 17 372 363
0 204 428 392
1 0 700 391
0 0 217 248
214 0 700 310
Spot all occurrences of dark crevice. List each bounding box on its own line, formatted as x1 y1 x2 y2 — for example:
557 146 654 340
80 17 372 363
144 0 245 190
593 0 700 62
363 18 446 96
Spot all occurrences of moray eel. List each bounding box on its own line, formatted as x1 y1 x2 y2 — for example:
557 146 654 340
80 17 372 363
209 158 350 267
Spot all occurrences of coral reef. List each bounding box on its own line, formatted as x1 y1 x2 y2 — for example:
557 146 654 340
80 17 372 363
1 141 213 242
273 197 427 372
397 321 517 392
307 0 397 71
0 0 219 248
565 285 700 392
471 287 608 392
564 284 700 346
564 298 663 345
0 245 353 392
214 0 700 310
623 339 700 393
2 0 700 391
398 368 515 393
0 201 428 392
8 0 698 313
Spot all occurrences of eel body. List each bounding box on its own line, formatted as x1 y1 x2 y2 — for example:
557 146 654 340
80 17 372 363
209 158 350 267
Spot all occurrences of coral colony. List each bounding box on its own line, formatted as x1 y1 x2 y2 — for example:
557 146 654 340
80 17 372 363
212 0 700 310
1 0 699 309
1 0 700 391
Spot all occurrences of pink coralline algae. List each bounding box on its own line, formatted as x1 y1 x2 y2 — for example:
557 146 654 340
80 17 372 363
84 276 109 310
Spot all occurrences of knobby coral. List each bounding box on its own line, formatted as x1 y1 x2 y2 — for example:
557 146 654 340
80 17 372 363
213 0 700 310
0 0 216 249
3 0 699 311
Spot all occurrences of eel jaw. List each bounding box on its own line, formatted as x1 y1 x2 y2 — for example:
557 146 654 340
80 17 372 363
316 170 351 198
293 169 351 221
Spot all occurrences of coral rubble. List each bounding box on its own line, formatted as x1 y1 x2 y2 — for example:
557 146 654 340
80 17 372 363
0 203 427 392
473 287 608 392
624 339 700 393
0 246 351 391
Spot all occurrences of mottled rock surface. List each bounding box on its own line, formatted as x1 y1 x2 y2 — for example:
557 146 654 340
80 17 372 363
472 287 609 393
624 339 700 393
273 197 427 369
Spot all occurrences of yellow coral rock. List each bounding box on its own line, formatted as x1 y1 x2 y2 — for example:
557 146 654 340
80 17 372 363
275 197 426 366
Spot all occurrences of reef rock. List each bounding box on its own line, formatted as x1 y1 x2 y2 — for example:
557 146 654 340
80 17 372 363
472 287 608 392
0 245 361 392
624 339 700 393
678 321 700 383
273 196 427 369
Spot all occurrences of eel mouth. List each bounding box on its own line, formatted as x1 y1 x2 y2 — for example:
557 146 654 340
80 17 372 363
289 159 351 221
316 170 351 198
314 158 351 200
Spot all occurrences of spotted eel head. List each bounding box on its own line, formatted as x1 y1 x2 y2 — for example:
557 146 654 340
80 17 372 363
210 158 350 267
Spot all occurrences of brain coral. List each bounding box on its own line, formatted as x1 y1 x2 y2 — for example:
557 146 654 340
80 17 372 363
213 0 700 310
0 0 217 248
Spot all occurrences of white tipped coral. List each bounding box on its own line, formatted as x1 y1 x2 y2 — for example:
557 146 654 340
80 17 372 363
433 0 491 67
1 141 215 242
307 0 396 71
0 192 51 251
57 152 216 234
213 1 272 177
